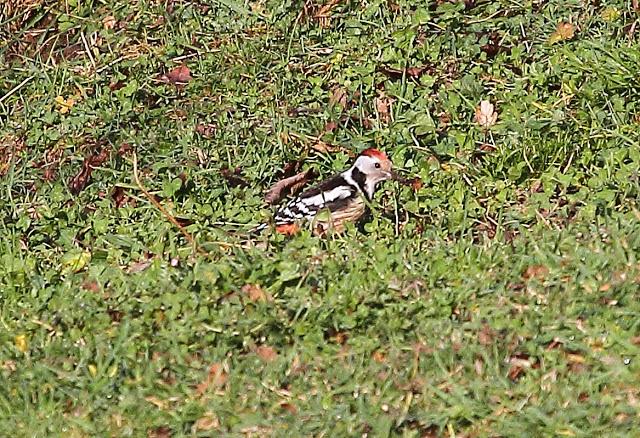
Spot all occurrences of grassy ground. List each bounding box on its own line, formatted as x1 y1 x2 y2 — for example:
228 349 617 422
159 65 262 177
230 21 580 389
2 0 640 436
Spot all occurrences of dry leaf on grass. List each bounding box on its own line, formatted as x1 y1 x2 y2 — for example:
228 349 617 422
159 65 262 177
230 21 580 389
372 350 386 363
145 396 167 410
117 142 132 157
195 123 216 138
474 100 498 128
507 355 533 381
195 362 228 396
329 86 347 108
147 426 172 438
220 166 249 188
378 65 430 79
102 15 116 30
310 140 349 154
264 168 316 204
393 173 423 191
280 402 297 414
111 186 132 208
256 345 278 362
477 323 495 345
69 147 111 194
523 264 549 280
192 412 220 432
375 92 394 124
160 64 192 85
548 22 575 44
314 0 341 28
242 284 272 302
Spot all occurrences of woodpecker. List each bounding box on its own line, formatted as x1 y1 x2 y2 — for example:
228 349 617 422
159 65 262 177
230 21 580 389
266 148 393 234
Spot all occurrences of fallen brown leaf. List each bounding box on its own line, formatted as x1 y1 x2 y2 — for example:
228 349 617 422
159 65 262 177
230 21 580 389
280 402 297 414
372 350 386 363
69 147 111 195
81 280 100 293
281 160 302 178
479 143 496 153
43 166 57 181
192 413 220 432
379 65 430 79
507 355 532 381
474 100 498 128
195 123 216 138
102 15 116 30
147 426 171 438
220 166 249 188
329 86 347 108
111 186 128 208
310 140 348 154
242 284 272 302
331 331 348 345
264 168 316 204
195 363 228 396
127 259 153 274
523 264 549 281
566 353 586 364
548 22 575 44
393 173 423 191
323 121 338 133
117 142 132 157
160 64 192 85
256 345 278 362
314 0 340 28
546 338 563 350
375 92 393 124
145 396 167 410
109 80 125 91
477 323 494 345
438 112 451 128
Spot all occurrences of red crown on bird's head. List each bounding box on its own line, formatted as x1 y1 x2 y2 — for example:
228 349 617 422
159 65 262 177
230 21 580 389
360 148 389 162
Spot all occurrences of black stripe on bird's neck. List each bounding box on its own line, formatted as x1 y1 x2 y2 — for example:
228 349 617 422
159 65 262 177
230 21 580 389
350 166 369 198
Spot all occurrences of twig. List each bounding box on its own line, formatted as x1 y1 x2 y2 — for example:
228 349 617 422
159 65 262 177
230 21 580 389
0 75 34 105
81 31 96 71
132 152 208 256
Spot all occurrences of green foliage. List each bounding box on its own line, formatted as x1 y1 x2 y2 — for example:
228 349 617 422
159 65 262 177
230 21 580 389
1 0 640 435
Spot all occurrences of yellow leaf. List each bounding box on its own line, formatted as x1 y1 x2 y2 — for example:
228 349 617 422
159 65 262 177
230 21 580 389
55 95 76 114
548 22 575 44
61 250 91 274
14 334 28 353
601 7 620 22
88 364 98 377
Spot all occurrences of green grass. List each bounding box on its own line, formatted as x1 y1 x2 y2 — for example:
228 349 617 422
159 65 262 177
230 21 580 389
2 0 640 436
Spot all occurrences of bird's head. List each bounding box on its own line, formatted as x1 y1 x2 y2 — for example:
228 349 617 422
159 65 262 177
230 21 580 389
348 148 393 199
354 148 393 184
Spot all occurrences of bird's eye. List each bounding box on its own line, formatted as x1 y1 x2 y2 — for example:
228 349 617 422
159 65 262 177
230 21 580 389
375 163 381 168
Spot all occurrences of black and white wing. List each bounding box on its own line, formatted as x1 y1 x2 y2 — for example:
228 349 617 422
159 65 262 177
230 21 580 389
274 174 358 225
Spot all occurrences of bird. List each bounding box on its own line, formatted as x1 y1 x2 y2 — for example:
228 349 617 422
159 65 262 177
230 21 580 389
264 148 393 235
